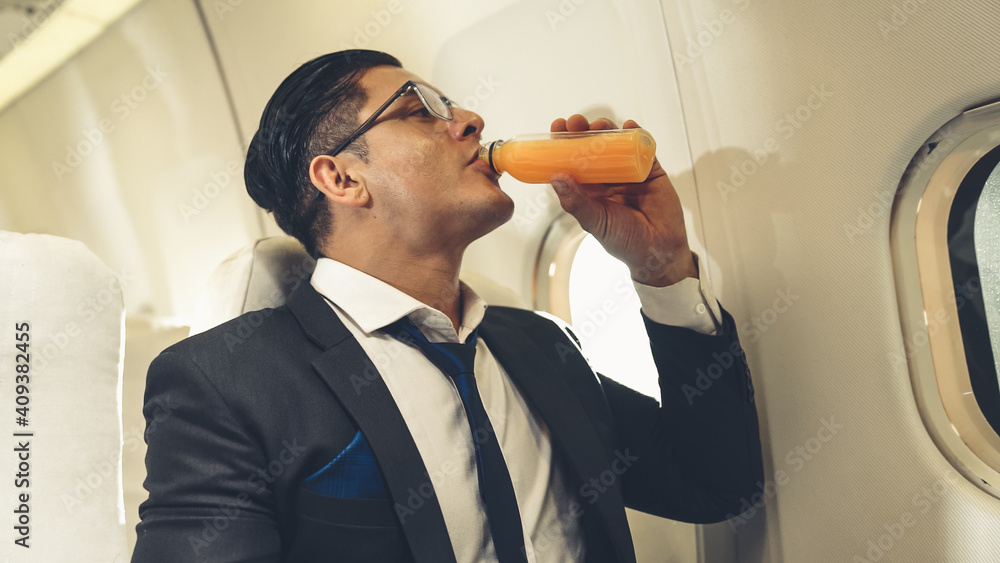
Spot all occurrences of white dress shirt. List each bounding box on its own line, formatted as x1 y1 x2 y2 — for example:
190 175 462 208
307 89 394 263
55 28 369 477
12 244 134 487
309 256 720 562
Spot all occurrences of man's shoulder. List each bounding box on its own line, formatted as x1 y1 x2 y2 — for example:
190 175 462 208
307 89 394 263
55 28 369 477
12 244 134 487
158 304 308 366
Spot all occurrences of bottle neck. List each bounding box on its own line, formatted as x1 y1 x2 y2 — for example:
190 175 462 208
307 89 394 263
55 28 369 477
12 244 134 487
479 140 505 174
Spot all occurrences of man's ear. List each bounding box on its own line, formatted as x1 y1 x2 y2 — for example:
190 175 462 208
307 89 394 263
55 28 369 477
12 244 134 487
309 154 369 207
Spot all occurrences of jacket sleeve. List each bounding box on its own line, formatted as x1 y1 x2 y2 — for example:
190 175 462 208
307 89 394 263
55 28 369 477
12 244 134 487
131 350 282 563
593 306 764 523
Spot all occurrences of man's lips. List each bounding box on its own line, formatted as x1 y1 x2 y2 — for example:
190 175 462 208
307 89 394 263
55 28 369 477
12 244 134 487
471 159 500 180
469 148 501 181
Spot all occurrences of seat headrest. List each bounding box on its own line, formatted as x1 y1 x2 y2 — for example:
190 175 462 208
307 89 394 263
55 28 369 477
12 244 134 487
189 236 315 335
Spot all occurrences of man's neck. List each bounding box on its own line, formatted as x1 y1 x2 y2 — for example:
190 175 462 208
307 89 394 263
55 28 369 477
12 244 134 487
324 243 466 333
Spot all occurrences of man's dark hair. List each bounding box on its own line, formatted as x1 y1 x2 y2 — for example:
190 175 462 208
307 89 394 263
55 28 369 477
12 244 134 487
244 50 402 258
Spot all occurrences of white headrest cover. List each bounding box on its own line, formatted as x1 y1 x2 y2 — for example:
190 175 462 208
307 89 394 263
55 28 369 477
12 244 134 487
189 236 316 335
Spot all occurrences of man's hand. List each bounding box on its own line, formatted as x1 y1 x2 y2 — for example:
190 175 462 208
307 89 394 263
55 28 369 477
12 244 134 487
549 114 697 287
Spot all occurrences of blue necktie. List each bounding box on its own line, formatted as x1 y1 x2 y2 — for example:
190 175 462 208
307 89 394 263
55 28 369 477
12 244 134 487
384 317 528 563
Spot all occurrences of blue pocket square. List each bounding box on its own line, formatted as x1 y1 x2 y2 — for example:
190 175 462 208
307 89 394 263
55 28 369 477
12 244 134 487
305 430 389 499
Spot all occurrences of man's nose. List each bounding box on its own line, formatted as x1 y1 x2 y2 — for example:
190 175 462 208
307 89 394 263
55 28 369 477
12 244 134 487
448 106 484 141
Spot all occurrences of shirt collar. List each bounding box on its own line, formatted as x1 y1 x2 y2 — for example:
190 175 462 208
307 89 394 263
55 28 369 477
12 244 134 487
309 257 488 343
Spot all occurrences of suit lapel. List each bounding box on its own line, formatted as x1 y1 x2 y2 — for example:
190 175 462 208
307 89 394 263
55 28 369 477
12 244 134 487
287 283 457 563
478 310 636 563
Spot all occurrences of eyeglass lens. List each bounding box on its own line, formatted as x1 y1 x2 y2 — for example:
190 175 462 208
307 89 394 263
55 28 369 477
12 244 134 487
413 83 452 120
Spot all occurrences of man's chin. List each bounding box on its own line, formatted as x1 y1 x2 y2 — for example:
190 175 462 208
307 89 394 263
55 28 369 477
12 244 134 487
468 195 516 239
493 192 516 225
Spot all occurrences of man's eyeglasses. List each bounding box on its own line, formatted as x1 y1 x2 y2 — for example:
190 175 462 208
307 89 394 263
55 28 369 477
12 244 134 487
328 80 456 157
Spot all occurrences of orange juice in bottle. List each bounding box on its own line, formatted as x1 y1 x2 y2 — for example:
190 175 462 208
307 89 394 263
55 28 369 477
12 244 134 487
478 128 656 184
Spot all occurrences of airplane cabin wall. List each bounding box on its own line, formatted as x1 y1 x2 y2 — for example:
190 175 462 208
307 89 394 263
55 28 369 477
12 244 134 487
659 0 1000 561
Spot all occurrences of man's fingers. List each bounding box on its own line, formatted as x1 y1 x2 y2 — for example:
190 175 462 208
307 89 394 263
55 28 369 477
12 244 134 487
553 115 629 132
589 117 616 130
565 114 590 131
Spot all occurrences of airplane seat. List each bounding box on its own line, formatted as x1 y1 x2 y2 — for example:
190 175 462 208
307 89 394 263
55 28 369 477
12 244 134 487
0 231 128 561
189 235 529 336
188 236 316 336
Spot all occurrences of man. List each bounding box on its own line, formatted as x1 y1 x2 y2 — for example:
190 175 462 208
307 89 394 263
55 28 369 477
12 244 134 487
133 50 763 562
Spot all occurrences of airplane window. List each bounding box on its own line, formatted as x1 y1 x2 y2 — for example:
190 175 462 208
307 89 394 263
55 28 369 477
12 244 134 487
891 98 1000 499
566 234 660 400
949 144 1000 433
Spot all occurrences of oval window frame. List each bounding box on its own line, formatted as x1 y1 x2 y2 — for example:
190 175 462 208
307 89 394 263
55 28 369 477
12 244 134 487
892 98 1000 497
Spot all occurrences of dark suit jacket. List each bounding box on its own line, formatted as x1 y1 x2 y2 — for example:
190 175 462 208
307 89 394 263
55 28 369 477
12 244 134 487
132 280 763 563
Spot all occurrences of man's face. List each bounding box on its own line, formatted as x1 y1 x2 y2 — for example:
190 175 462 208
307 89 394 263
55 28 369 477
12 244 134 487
347 65 514 249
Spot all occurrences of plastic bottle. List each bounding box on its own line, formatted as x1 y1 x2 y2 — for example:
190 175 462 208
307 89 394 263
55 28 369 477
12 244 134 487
478 128 656 184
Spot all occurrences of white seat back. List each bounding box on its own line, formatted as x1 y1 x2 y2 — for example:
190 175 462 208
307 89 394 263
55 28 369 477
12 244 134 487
0 231 127 561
